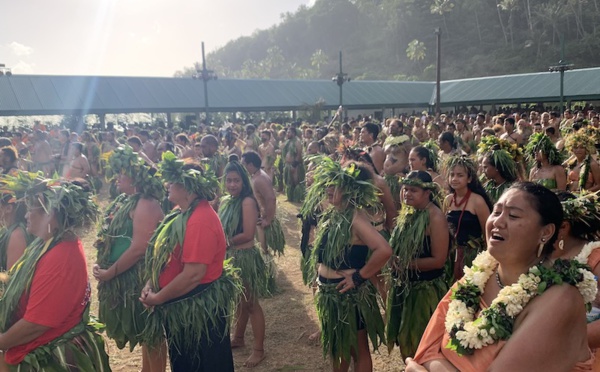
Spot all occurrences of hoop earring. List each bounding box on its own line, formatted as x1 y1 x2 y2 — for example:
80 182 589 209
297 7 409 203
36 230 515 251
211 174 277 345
558 239 564 251
537 238 546 257
47 224 52 234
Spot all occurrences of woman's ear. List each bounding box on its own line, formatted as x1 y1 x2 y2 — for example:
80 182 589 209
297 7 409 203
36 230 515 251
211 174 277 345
541 223 556 243
558 220 571 236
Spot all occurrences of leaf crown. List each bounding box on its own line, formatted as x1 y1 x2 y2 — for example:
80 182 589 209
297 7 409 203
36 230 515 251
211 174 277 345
159 151 218 201
25 176 99 233
525 133 563 166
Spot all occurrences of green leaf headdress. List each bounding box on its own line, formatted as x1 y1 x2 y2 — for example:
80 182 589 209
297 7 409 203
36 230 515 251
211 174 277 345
525 133 563 166
0 171 41 204
565 129 596 155
159 151 218 201
25 177 99 234
301 156 381 217
561 191 600 241
105 146 164 200
383 135 410 147
399 176 439 192
483 148 518 182
442 154 478 180
477 136 523 163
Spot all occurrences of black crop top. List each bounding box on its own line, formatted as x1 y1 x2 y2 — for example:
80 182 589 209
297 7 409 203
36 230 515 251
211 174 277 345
316 231 369 270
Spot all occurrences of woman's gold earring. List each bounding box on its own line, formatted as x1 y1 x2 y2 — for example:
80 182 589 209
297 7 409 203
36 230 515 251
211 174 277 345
47 224 51 234
558 239 564 250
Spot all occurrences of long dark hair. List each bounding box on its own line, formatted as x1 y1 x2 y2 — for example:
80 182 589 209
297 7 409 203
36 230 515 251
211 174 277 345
446 156 493 212
412 146 436 171
224 154 254 200
508 182 563 256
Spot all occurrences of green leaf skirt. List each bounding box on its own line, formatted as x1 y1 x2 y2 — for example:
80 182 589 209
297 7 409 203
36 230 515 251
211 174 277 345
226 246 271 299
14 310 110 372
140 267 243 350
315 278 385 367
385 276 447 359
98 261 148 351
264 217 286 256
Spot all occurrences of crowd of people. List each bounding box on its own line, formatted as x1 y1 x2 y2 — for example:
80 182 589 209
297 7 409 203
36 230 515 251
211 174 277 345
0 104 598 371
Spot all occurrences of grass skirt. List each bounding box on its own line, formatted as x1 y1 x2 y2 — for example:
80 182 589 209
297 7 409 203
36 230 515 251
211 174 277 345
316 279 385 367
301 245 316 286
227 246 271 299
260 249 279 296
14 313 110 372
284 163 305 203
140 269 242 350
264 217 286 256
384 174 402 209
386 276 447 358
97 261 147 351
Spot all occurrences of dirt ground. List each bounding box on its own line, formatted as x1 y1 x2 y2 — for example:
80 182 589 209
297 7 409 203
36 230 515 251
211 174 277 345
84 194 406 371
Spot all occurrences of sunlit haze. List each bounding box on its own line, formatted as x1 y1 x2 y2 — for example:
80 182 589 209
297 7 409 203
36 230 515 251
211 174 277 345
0 0 311 77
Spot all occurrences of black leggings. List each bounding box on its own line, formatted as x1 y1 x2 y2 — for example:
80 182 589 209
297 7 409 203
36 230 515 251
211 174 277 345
164 285 235 372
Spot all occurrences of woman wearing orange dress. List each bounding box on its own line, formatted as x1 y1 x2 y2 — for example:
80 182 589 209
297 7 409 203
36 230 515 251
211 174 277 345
553 192 600 371
406 182 595 372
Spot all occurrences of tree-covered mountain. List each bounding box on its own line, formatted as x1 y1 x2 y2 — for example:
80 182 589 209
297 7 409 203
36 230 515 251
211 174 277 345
175 0 600 81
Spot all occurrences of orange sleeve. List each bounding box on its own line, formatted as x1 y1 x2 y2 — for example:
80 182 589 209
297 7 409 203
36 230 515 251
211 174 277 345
589 248 600 274
413 289 453 364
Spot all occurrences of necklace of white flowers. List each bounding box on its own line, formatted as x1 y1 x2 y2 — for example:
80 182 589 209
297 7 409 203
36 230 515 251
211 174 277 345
445 250 597 356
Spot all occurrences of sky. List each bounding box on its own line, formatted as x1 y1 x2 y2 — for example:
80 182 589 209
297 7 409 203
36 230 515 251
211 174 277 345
0 0 314 77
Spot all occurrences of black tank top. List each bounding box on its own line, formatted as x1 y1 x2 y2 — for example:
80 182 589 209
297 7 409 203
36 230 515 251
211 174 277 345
317 230 368 270
407 236 444 281
446 210 482 246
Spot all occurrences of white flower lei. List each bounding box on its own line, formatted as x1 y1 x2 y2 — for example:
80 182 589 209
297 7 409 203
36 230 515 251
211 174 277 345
575 241 600 266
445 250 597 353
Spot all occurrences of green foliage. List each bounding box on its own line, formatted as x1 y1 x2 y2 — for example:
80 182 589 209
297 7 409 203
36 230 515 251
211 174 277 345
178 0 600 81
159 151 218 201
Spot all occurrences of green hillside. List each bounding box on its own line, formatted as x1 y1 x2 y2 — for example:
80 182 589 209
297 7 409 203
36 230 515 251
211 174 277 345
176 0 600 81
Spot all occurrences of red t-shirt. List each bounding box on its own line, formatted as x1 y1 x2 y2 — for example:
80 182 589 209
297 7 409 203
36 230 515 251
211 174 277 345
6 239 90 365
159 200 226 288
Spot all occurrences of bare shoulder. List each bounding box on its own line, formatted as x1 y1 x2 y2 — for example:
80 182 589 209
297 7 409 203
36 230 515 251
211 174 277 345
352 209 372 227
242 196 257 208
443 194 452 206
136 197 162 214
527 283 583 317
428 204 446 222
9 226 25 242
471 193 489 208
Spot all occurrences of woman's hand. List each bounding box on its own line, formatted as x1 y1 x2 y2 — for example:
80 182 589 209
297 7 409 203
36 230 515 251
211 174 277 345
92 264 114 282
140 281 152 300
335 271 356 294
405 358 428 372
139 286 163 308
